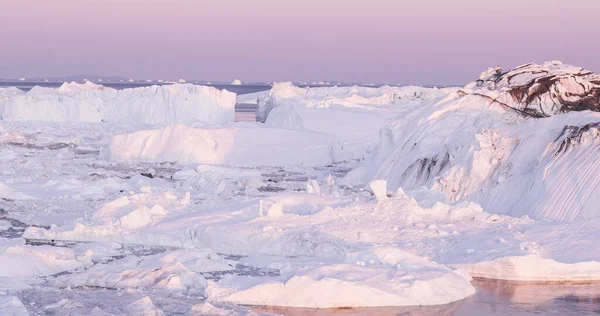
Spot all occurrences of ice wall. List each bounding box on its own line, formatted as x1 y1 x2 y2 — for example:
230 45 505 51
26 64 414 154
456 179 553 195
0 83 236 125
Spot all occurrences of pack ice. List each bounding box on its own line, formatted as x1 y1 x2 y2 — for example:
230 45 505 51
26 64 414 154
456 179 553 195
4 61 600 313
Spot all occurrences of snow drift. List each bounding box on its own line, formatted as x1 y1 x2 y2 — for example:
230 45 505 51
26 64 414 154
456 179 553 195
0 82 236 124
366 61 600 222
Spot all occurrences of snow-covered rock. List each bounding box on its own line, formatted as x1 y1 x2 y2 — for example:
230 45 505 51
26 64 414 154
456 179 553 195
470 61 600 117
0 83 236 124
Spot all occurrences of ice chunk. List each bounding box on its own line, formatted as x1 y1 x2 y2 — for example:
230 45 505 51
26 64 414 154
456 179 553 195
460 255 600 282
208 249 475 308
0 245 85 277
369 180 387 201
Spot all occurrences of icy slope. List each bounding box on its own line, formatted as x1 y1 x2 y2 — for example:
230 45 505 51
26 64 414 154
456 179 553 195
366 61 600 222
0 82 236 124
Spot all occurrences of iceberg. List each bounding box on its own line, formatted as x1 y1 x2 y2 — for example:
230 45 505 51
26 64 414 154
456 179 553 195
365 61 600 222
0 82 236 124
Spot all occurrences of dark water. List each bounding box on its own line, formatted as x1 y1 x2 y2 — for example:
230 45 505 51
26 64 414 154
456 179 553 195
0 81 271 95
252 280 600 315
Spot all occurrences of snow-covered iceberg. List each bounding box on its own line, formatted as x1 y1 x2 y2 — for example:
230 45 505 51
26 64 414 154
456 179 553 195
365 61 600 222
255 82 455 161
207 249 475 308
0 82 236 124
257 82 453 122
109 124 342 167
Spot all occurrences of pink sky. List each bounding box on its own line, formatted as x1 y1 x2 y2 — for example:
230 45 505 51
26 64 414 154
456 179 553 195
0 0 597 85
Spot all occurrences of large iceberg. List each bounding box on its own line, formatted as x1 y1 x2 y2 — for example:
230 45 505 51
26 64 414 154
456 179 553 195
0 82 236 124
257 82 453 122
109 124 342 167
256 82 455 161
364 61 600 222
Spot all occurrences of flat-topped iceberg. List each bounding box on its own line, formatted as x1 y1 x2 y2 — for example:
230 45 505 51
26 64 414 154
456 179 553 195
0 82 236 124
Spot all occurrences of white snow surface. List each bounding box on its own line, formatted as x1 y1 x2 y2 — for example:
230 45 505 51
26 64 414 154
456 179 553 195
471 61 600 117
0 82 236 124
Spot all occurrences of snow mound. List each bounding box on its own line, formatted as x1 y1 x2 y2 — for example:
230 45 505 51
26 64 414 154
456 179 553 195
466 61 600 117
257 82 453 122
110 124 341 167
366 61 600 222
0 83 236 124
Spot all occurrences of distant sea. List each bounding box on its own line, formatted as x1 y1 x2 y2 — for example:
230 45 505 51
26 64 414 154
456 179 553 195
0 81 272 95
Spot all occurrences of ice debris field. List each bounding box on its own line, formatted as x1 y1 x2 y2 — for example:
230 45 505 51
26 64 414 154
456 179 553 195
2 61 600 314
